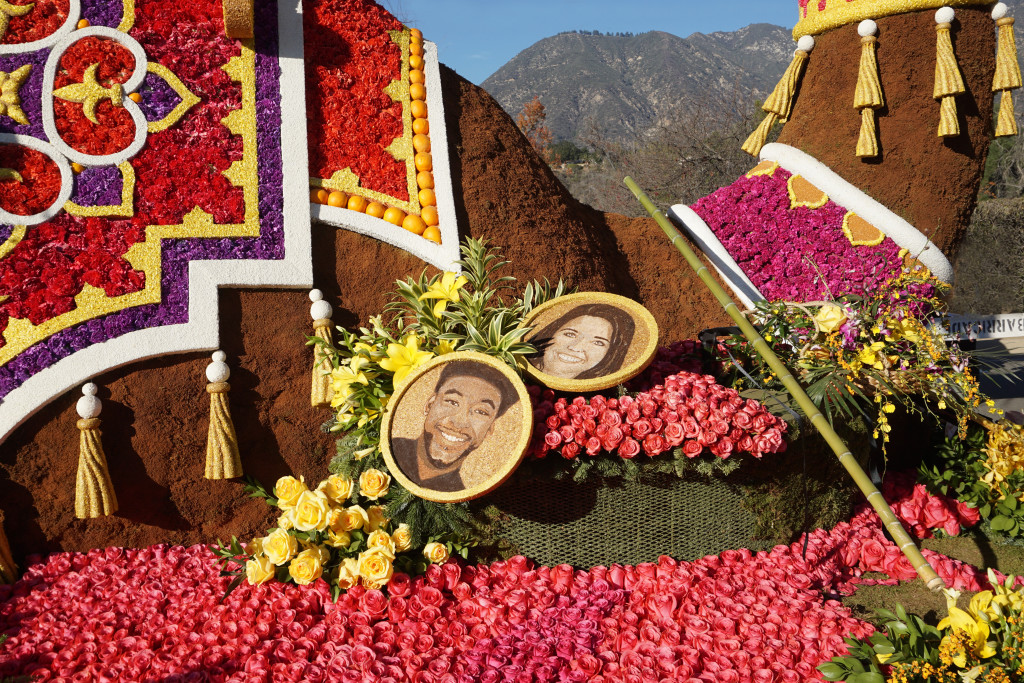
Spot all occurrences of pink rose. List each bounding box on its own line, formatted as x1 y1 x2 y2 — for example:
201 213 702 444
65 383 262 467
643 434 666 456
859 538 886 571
732 411 753 429
710 437 734 459
544 431 563 448
586 437 602 456
923 497 951 529
631 419 653 438
682 440 703 458
618 438 641 459
602 426 625 451
663 422 685 446
957 502 980 526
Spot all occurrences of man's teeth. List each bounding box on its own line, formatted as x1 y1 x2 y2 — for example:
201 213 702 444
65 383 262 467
440 429 468 442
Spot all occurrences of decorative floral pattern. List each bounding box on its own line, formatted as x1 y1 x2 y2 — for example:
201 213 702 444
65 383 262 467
0 142 60 215
1 0 69 45
0 0 287 399
690 166 903 302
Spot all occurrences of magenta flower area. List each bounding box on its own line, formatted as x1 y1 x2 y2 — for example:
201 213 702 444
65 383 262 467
0 477 1002 683
690 168 902 302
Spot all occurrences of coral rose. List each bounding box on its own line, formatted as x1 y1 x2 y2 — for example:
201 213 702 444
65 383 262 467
274 475 308 510
288 548 324 585
359 469 391 500
263 528 298 566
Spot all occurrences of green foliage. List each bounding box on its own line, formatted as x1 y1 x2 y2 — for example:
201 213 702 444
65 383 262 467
818 605 940 682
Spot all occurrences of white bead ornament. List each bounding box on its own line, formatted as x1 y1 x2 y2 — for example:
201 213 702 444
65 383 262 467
936 6 955 24
76 383 101 419
796 35 815 53
206 351 231 383
309 289 333 321
858 19 877 37
993 3 1009 20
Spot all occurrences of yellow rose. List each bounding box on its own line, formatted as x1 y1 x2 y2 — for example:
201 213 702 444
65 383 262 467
288 548 324 586
245 554 275 585
813 304 847 333
359 469 391 500
423 541 449 564
340 505 369 532
366 505 389 532
366 529 396 559
392 523 412 552
262 528 298 566
318 474 354 504
292 490 332 532
325 529 352 548
336 557 360 590
274 475 308 510
277 508 295 531
358 549 394 589
245 537 264 556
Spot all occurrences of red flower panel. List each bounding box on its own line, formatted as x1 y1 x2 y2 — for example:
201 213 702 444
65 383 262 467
2 0 69 45
0 144 61 215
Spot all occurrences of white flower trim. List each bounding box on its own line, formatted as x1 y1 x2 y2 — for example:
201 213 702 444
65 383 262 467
667 204 764 310
0 133 73 225
41 26 149 167
0 0 80 55
0 1 313 445
314 39 462 272
759 143 954 282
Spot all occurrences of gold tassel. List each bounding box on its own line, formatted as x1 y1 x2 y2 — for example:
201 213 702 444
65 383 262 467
0 514 17 584
742 36 814 156
854 22 884 158
997 90 1019 136
309 289 335 409
74 384 117 519
934 7 965 137
205 351 242 480
993 6 1021 137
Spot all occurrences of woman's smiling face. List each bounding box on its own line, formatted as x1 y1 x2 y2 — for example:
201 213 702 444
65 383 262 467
540 315 613 378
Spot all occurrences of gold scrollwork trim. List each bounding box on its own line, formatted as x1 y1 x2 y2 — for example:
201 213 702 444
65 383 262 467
146 62 201 133
312 168 418 215
65 161 135 217
0 224 25 260
116 0 135 33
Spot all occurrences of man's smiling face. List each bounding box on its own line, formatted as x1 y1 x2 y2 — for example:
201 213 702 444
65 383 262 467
423 374 503 466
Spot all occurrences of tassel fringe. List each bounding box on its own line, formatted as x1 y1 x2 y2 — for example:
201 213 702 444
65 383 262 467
994 17 1021 137
857 108 881 157
311 320 334 409
75 418 118 518
0 516 16 584
855 34 883 158
205 383 242 480
742 48 810 157
934 20 965 137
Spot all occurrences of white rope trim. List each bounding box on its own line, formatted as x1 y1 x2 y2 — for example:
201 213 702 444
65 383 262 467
667 204 763 310
0 0 80 55
0 134 73 225
760 143 954 283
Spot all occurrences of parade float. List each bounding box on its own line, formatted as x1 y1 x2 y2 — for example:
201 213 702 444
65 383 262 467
0 0 1023 680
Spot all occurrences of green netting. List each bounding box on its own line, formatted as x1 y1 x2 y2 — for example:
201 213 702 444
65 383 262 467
484 474 771 567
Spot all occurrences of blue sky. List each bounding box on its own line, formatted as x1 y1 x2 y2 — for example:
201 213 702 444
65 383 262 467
384 1 796 84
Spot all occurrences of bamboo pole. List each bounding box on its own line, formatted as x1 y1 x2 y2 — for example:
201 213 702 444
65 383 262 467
624 176 944 591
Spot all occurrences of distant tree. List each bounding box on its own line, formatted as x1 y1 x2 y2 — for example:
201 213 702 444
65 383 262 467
516 96 555 163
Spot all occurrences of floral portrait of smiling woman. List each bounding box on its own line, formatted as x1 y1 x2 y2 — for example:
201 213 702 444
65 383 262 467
528 303 635 380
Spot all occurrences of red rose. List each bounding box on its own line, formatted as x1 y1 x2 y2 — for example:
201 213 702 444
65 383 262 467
858 538 886 571
618 438 641 459
562 442 581 459
923 497 951 529
710 437 734 458
631 419 653 438
682 440 703 458
663 422 685 446
643 434 666 456
602 426 625 451
586 437 602 456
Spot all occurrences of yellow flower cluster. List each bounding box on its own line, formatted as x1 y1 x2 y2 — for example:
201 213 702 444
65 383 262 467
244 471 413 589
982 422 1024 494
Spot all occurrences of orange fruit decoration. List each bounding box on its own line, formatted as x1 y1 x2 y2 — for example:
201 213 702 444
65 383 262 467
409 70 425 85
418 188 436 207
366 202 386 218
347 195 368 212
421 206 439 226
412 118 429 135
410 42 423 57
383 207 406 226
77 19 90 28
410 28 423 40
413 134 431 154
416 171 434 189
128 92 142 103
411 100 427 119
402 214 427 236
422 226 442 244
409 83 426 101
72 162 85 174
327 191 348 208
311 188 328 204
414 153 432 172
409 54 424 71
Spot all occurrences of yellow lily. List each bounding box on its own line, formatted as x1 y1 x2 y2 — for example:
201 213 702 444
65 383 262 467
329 356 373 409
379 335 434 386
937 606 996 667
435 339 458 355
419 272 468 317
